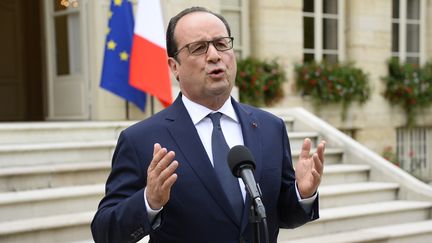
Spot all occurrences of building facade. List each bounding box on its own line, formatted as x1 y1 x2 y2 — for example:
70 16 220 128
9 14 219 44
0 0 431 179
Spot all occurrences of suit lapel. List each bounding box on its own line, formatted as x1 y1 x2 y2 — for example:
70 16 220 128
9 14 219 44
166 96 241 227
231 100 264 233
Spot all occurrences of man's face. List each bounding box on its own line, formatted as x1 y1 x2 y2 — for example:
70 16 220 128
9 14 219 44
168 12 236 108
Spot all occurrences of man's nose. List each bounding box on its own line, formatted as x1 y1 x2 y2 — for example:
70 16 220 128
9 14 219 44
206 43 221 62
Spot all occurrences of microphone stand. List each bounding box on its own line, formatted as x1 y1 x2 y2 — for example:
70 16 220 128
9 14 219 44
248 184 269 243
249 203 260 243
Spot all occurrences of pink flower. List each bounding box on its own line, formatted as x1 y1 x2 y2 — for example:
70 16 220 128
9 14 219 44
408 150 415 158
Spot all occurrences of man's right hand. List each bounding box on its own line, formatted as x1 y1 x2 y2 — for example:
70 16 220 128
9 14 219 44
146 143 178 210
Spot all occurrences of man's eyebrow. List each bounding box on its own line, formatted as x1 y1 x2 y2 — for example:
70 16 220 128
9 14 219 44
191 36 228 42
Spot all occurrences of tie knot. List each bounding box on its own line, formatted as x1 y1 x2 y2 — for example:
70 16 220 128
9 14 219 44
208 112 223 127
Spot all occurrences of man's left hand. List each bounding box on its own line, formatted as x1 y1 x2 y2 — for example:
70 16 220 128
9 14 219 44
295 138 326 199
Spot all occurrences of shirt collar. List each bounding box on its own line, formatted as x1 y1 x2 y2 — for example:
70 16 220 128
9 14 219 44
182 95 239 125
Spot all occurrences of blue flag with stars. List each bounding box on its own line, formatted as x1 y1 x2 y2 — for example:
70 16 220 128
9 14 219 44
100 0 146 111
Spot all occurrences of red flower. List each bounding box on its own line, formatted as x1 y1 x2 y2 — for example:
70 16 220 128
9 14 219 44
405 87 413 95
408 150 415 158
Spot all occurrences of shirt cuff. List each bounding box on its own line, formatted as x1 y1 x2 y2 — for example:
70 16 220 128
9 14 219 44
295 181 318 214
144 187 163 224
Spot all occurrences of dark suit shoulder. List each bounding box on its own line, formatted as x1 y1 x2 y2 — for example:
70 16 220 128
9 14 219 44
120 106 178 143
236 102 284 125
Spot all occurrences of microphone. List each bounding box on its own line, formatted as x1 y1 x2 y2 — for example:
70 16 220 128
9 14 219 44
227 145 266 220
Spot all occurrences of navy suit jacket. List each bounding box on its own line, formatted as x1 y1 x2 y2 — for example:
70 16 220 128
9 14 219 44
91 95 319 243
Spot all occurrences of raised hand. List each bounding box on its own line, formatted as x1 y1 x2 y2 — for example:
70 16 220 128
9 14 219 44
145 143 179 210
295 138 326 199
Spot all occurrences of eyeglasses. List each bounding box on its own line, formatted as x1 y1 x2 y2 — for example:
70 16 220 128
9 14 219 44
174 37 234 57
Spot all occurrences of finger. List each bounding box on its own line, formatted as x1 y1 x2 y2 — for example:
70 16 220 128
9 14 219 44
313 153 324 176
162 173 178 192
316 140 326 163
153 150 176 175
158 160 179 183
311 169 321 186
148 146 168 173
153 143 161 156
299 138 312 160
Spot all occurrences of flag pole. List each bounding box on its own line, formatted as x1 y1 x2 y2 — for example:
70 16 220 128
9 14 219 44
150 96 155 116
125 101 130 120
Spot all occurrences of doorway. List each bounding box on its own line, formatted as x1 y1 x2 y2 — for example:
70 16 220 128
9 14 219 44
0 0 44 121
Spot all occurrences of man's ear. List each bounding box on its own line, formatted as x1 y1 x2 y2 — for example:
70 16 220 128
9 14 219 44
168 57 180 81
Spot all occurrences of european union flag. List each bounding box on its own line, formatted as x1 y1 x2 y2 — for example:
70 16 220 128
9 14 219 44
100 0 146 111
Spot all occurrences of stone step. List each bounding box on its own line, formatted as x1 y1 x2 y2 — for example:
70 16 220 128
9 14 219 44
319 182 399 208
0 161 110 192
288 131 320 151
321 164 370 185
291 147 344 164
0 211 93 243
0 184 104 221
77 236 150 243
0 175 392 222
279 201 432 240
0 141 116 167
284 220 432 243
281 116 295 132
0 121 133 145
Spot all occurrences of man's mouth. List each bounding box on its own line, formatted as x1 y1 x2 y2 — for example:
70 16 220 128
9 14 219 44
210 68 224 75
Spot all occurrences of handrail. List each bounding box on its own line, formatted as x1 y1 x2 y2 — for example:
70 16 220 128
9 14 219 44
265 107 432 201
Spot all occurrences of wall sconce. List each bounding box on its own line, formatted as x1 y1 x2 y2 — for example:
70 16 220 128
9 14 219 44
61 0 79 8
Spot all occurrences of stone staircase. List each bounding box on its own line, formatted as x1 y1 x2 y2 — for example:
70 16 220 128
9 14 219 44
0 121 132 243
0 108 431 242
268 108 432 243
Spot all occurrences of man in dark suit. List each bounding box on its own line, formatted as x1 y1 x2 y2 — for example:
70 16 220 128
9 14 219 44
91 6 325 243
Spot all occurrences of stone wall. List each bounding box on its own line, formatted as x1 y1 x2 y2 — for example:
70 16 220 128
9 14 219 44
249 0 432 155
89 0 432 155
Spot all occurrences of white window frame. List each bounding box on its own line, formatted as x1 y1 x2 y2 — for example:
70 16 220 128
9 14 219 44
397 127 432 181
44 0 90 120
221 0 250 59
303 0 345 62
391 0 426 65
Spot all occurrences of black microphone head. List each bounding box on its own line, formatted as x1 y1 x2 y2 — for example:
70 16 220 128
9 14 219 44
227 145 256 177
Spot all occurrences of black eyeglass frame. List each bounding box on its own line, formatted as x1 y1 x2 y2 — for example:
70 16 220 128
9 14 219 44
173 37 234 58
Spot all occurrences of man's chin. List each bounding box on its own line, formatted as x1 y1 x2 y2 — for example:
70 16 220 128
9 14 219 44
210 83 232 96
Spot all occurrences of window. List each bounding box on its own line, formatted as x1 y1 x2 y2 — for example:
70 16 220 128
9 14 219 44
391 0 426 65
221 0 250 59
303 0 345 63
397 127 432 181
52 0 82 76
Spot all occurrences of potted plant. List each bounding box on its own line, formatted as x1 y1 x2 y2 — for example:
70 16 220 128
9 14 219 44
382 59 432 127
236 57 286 107
295 61 371 120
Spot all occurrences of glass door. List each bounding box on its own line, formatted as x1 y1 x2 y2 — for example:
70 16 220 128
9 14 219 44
44 0 90 119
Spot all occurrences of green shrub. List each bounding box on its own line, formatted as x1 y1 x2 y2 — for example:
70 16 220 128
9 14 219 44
295 61 371 120
382 59 432 127
236 57 286 107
